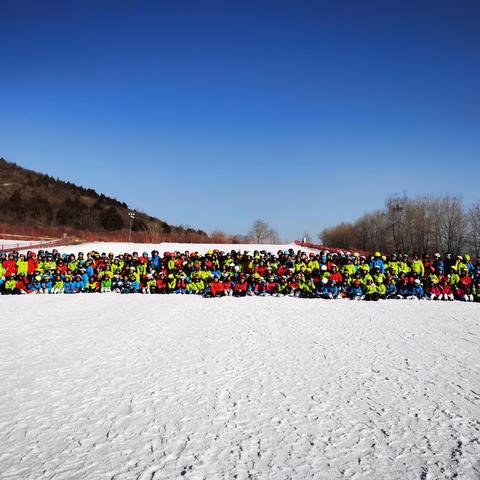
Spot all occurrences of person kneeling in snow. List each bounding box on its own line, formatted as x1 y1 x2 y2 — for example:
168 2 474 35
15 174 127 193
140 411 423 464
205 276 225 298
233 277 248 297
364 278 379 301
408 279 425 299
385 276 397 299
349 279 364 300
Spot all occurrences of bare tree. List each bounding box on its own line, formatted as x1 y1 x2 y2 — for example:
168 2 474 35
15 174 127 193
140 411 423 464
249 219 279 244
317 194 474 255
438 195 467 253
143 221 164 243
467 201 480 257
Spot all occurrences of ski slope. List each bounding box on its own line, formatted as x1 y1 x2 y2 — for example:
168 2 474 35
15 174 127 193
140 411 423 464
1 296 479 479
0 238 47 250
25 241 317 256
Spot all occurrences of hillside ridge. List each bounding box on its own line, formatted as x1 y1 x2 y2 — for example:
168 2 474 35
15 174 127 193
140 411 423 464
0 157 208 239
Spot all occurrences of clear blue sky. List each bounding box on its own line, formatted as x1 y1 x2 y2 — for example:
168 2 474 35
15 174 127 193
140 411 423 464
1 0 479 240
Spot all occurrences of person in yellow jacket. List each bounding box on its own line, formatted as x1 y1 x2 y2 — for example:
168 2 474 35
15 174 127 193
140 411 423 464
341 258 357 277
16 254 29 275
448 265 460 285
364 278 379 301
411 256 425 277
358 257 370 274
386 254 400 275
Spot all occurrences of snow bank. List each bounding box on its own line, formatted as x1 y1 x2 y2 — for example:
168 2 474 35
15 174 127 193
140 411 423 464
0 296 479 479
28 241 317 255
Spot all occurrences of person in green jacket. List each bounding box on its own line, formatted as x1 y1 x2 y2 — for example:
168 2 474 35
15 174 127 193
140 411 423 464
100 276 112 293
364 278 379 301
52 275 64 294
376 280 386 299
298 275 315 297
5 275 18 294
186 275 205 295
142 274 156 294
16 254 29 275
412 256 425 277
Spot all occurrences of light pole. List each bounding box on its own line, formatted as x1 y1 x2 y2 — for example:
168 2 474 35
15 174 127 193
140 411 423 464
128 211 136 243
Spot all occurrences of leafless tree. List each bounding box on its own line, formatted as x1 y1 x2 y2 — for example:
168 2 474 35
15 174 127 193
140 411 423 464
317 194 475 255
467 201 480 257
144 221 164 243
249 219 279 244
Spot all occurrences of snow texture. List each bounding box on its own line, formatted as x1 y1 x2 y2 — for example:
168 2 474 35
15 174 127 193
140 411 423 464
1 295 479 479
0 239 46 249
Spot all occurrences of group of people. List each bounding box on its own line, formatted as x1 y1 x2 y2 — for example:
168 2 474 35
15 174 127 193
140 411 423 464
1 247 480 301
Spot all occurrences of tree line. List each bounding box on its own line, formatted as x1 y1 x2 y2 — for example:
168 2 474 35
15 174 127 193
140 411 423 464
319 195 480 256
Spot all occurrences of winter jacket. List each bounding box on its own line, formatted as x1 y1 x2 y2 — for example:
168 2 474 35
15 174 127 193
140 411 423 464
376 283 387 297
386 284 397 296
412 260 425 277
370 258 385 273
349 285 363 297
16 260 28 275
411 285 424 298
210 281 224 296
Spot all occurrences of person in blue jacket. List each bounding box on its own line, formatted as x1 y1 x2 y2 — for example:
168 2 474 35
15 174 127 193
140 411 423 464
63 277 74 294
349 279 364 300
326 279 339 299
150 250 161 269
397 280 411 298
122 274 140 294
385 277 397 299
28 277 42 293
78 268 90 284
40 276 53 294
316 278 329 298
71 274 85 293
85 263 94 279
370 251 385 273
433 253 444 274
411 279 425 299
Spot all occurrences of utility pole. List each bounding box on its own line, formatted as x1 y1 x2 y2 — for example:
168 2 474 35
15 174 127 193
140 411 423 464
128 211 136 243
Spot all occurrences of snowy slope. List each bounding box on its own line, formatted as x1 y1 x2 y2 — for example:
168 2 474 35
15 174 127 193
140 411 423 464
0 296 479 479
0 238 46 249
32 241 317 255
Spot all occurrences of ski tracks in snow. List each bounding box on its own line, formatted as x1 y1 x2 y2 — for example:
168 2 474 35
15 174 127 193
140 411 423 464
0 296 479 479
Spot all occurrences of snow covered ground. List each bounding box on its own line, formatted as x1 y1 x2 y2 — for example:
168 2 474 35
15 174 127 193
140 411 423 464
24 241 317 256
1 296 479 479
0 238 47 250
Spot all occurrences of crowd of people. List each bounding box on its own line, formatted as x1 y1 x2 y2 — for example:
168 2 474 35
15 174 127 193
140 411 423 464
1 247 480 301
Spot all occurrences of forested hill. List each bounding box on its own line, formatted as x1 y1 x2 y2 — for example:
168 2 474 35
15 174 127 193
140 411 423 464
0 157 208 238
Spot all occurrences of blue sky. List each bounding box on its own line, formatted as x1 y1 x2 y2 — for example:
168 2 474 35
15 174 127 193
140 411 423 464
1 0 479 240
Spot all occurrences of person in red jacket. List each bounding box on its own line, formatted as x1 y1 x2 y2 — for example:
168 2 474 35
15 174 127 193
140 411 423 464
223 277 233 296
208 276 224 297
156 273 167 294
265 277 278 295
440 278 454 300
3 253 17 276
27 252 38 274
233 277 248 297
16 273 29 293
329 264 343 284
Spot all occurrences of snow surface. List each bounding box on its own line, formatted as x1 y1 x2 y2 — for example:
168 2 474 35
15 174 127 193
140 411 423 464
25 241 317 256
1 296 479 479
0 239 46 249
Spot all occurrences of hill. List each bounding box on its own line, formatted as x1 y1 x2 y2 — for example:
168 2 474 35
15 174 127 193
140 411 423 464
0 157 208 241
